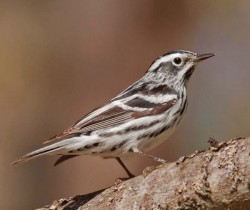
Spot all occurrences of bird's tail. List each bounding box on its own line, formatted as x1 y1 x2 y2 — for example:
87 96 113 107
11 139 77 165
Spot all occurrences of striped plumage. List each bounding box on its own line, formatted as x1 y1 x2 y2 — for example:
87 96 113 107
12 50 214 177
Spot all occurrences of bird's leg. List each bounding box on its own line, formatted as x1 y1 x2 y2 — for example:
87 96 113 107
115 157 135 178
138 151 167 164
137 151 168 177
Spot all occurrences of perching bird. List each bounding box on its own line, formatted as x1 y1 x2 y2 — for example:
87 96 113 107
12 50 215 178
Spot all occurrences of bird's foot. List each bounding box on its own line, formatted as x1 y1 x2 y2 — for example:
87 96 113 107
114 175 135 185
143 165 156 177
142 161 168 178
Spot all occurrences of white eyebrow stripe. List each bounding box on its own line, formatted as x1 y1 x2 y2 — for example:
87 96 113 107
149 54 183 71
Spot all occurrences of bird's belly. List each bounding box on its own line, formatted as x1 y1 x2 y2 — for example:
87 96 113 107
91 100 187 158
138 122 176 152
137 105 185 152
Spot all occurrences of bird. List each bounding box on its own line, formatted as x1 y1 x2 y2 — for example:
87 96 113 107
12 50 215 178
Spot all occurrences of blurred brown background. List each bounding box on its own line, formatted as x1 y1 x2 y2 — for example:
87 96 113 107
1 0 250 209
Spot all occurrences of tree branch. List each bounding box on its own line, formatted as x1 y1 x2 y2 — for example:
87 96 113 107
37 137 250 210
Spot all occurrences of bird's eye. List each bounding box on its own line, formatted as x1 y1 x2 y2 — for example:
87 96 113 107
173 57 182 66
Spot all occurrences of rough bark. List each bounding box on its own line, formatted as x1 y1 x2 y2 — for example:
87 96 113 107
38 137 250 210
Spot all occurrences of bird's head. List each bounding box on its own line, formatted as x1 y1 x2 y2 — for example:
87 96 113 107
147 50 215 86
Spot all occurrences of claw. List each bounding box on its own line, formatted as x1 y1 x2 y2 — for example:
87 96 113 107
142 162 168 178
114 176 134 185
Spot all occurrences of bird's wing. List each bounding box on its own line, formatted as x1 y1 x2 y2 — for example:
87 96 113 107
45 93 177 143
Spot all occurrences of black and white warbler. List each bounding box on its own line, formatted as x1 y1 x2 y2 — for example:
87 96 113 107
12 50 215 178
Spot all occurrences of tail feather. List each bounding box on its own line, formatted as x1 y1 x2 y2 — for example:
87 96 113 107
11 140 75 165
54 155 79 166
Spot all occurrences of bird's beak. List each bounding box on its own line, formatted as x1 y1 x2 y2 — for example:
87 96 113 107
194 53 215 62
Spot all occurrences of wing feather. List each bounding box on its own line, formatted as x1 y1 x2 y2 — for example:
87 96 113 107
45 84 177 143
45 105 134 143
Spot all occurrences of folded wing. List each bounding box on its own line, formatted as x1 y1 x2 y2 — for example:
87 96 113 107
45 96 177 143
